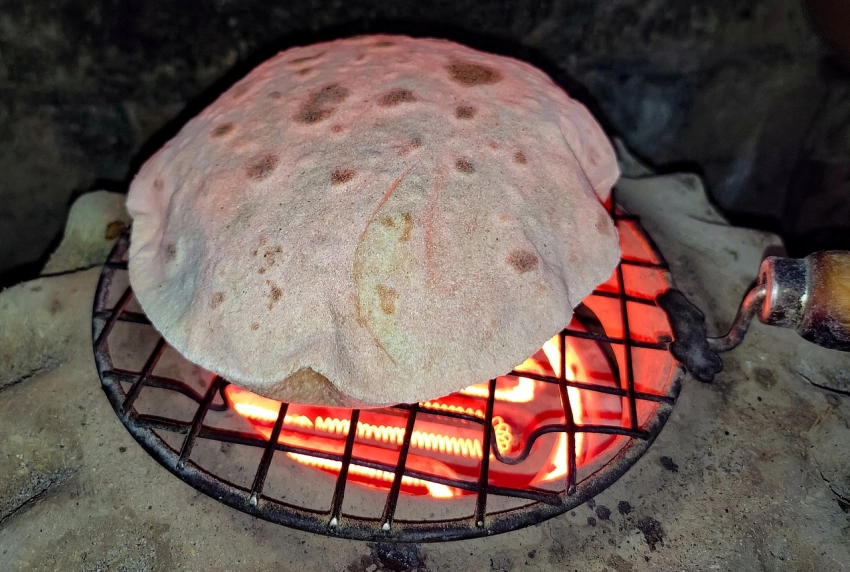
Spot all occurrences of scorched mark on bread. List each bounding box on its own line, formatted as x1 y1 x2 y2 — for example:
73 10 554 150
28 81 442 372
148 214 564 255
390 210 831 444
446 60 503 86
153 178 164 191
514 151 528 164
376 284 399 315
507 249 538 273
398 137 422 156
455 158 475 174
288 52 325 66
378 88 416 107
211 123 234 137
165 243 177 262
399 213 414 243
596 211 614 236
211 292 226 309
455 105 476 119
379 213 414 243
245 154 279 180
256 244 283 274
266 280 283 310
295 84 351 125
331 168 356 185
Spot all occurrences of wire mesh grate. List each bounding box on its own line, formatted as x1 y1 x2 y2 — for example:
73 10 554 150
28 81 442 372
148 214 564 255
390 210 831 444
92 200 684 542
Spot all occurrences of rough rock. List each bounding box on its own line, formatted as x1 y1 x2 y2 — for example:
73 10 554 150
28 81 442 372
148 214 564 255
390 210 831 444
41 190 130 275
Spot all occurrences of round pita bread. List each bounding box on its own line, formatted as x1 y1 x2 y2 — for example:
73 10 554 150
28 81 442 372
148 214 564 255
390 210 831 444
127 35 620 407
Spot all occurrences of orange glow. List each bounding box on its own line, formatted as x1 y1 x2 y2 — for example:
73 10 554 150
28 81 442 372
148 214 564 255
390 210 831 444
287 453 457 498
534 338 584 483
225 331 599 499
460 377 535 403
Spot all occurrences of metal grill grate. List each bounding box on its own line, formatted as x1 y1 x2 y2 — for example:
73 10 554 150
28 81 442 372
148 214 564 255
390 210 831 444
92 201 684 542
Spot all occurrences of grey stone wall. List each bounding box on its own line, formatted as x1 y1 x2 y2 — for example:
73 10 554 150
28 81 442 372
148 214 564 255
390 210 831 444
1 0 848 283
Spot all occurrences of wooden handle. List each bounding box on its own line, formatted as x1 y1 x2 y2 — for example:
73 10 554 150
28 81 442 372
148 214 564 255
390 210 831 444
800 251 850 351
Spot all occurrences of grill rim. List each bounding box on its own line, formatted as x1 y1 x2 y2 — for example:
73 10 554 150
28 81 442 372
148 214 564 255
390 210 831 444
92 199 685 542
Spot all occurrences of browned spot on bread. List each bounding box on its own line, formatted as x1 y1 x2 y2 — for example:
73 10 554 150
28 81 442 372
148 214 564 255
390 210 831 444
212 123 234 137
251 323 260 331
398 137 422 156
331 167 356 185
263 245 283 259
297 67 313 77
374 40 395 47
455 105 476 119
355 53 367 62
380 216 396 228
232 84 249 98
266 281 283 310
313 84 350 106
331 124 344 133
289 52 324 66
446 60 503 86
298 108 333 124
245 153 280 180
268 91 282 99
153 177 164 191
104 220 127 240
489 141 500 149
295 84 350 124
455 157 475 174
49 299 62 314
514 151 527 164
30 285 42 292
596 211 613 235
376 284 399 315
378 88 416 107
211 292 226 309
165 243 177 262
399 213 414 243
507 249 538 273
588 146 600 167
257 244 283 274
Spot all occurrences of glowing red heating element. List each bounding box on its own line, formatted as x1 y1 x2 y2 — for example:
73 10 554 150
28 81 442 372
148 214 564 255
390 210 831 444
224 327 626 499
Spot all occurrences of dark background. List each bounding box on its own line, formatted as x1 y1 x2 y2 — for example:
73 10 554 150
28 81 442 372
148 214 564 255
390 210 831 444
1 0 849 286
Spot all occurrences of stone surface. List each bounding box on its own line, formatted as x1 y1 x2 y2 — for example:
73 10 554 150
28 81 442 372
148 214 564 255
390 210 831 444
41 190 130 275
1 164 848 570
0 190 126 392
2 0 850 281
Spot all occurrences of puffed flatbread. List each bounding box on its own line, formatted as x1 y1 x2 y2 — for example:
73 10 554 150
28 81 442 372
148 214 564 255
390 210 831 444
127 35 620 406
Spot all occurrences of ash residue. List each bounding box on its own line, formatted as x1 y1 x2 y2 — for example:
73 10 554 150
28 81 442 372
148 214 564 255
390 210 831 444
349 543 427 572
659 456 679 472
637 517 665 551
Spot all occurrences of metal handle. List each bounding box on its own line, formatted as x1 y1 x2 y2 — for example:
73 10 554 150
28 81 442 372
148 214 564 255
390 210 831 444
710 250 850 352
